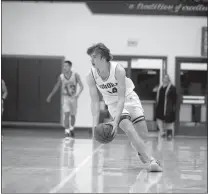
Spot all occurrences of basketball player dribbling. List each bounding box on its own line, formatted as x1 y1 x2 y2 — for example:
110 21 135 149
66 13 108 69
47 60 84 139
86 43 162 172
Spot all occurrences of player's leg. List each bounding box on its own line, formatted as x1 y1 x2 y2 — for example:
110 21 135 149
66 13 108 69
156 119 165 137
165 122 174 139
119 116 162 171
133 118 149 141
133 120 157 160
119 116 152 162
133 120 153 158
125 92 162 171
71 115 76 129
132 122 162 172
69 98 77 138
64 112 71 138
124 93 151 149
108 103 162 172
125 92 149 140
70 115 76 137
63 96 71 139
71 98 77 130
126 92 156 142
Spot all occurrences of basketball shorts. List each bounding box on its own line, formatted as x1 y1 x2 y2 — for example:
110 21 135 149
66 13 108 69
62 96 77 115
107 91 145 125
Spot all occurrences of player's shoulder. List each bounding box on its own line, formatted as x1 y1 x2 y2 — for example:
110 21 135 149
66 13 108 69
73 71 80 78
86 69 93 79
86 69 96 83
115 63 126 76
111 62 124 72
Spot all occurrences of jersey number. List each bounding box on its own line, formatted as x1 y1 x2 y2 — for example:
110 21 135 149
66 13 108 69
65 85 76 96
107 87 117 94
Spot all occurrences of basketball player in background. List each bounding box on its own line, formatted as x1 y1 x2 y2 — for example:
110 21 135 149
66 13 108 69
2 79 8 115
86 43 162 172
46 60 84 139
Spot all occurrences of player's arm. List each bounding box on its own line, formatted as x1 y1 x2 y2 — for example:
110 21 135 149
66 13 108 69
75 73 84 98
114 64 126 126
47 77 62 101
2 80 8 100
86 72 100 128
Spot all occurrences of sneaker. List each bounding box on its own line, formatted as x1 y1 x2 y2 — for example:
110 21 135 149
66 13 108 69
148 159 163 172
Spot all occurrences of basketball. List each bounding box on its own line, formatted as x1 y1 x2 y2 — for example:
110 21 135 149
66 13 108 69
94 123 115 144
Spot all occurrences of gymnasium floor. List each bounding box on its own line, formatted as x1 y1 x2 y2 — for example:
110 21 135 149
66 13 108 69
2 128 207 193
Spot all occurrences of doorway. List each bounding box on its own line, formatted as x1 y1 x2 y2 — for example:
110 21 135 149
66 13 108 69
175 57 207 136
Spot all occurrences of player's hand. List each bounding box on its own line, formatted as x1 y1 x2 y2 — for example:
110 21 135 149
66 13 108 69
46 96 51 103
111 121 118 137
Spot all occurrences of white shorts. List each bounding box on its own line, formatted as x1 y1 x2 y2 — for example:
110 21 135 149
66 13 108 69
107 91 145 124
62 96 77 115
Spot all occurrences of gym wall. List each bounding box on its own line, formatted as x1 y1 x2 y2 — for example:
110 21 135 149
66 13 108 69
1 55 63 123
2 2 207 128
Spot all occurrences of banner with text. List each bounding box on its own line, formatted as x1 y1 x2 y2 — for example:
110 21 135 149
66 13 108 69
86 1 208 17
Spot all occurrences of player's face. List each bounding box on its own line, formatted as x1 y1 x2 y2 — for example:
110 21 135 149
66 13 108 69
63 63 71 73
90 52 103 68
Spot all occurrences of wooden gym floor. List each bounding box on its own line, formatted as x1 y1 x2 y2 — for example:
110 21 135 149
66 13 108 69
1 128 207 193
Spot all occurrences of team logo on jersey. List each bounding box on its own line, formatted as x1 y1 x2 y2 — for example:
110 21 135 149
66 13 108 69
98 82 118 94
98 82 117 89
64 83 76 96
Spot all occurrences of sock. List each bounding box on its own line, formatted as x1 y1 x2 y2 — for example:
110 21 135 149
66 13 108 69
65 129 70 133
70 126 74 131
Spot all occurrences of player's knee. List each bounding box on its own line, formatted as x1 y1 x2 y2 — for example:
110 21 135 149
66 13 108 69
119 116 134 134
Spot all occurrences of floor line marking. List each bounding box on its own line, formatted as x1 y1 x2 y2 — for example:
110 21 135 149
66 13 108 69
49 144 103 193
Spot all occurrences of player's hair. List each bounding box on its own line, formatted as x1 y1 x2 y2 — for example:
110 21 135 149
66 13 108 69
87 43 113 62
64 60 72 67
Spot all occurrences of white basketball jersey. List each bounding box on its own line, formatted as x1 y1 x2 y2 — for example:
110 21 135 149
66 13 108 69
91 63 135 105
60 72 77 97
